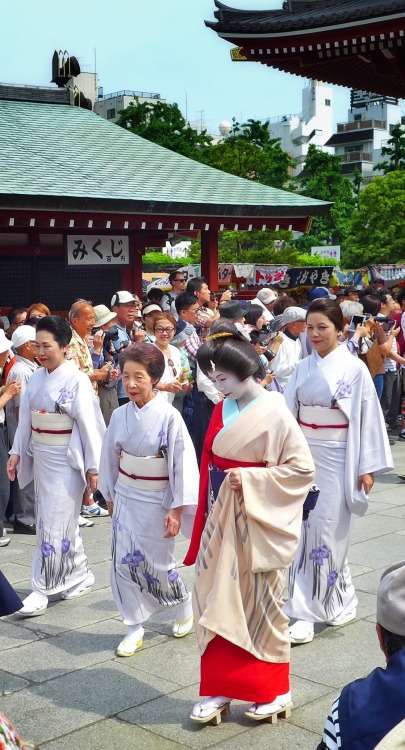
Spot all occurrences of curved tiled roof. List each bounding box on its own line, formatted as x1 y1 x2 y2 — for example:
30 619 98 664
0 99 329 217
206 0 405 34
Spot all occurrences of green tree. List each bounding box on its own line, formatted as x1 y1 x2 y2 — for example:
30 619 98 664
297 145 356 251
343 170 405 267
116 100 212 159
374 124 405 174
205 118 295 189
188 230 337 267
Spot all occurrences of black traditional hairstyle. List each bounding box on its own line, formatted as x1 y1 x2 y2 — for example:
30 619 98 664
36 315 72 347
306 299 344 331
197 319 265 381
118 342 165 382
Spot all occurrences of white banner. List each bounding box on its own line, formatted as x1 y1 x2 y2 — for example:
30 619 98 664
66 235 129 266
311 246 340 261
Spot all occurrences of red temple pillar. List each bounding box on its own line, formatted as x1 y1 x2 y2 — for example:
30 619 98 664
200 227 218 291
121 233 144 300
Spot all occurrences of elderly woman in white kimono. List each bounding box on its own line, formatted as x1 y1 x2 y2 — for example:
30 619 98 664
7 316 105 616
284 299 393 645
98 342 198 658
184 323 315 725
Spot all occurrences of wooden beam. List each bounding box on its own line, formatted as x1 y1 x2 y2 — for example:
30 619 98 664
200 228 219 292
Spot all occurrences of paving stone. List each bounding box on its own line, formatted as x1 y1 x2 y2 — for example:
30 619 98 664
290 619 384 690
41 719 192 750
0 618 168 683
0 561 31 585
0 619 43 651
118 686 249 749
354 566 388 594
289 690 339 736
122 632 200 687
0 671 30 695
209 719 319 750
351 513 405 544
1 661 180 745
349 532 405 568
377 505 405 518
8 587 120 637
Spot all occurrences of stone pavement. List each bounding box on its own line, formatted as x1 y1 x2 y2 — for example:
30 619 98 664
1 441 405 750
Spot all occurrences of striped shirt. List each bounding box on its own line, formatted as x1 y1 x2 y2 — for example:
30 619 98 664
323 695 341 750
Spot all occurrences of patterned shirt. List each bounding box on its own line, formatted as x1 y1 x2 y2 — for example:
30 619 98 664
66 328 96 392
322 695 341 750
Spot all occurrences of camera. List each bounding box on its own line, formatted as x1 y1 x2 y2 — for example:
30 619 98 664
103 326 120 343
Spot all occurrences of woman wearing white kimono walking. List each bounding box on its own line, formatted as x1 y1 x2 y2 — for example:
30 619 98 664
7 316 105 616
98 343 198 657
284 299 393 644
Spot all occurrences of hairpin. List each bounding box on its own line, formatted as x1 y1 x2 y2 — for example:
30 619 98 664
205 332 233 342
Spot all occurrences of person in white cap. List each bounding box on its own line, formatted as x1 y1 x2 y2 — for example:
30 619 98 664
91 305 119 426
251 288 278 322
0 331 21 548
319 560 405 750
111 291 138 406
5 325 38 535
271 307 307 391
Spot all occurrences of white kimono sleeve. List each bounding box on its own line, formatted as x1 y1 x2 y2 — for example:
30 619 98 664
97 409 121 503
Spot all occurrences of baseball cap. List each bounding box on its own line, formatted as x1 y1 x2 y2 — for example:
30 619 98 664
11 325 36 349
377 560 405 636
0 330 13 354
281 306 307 325
93 305 116 329
257 288 277 305
111 291 136 307
308 287 337 302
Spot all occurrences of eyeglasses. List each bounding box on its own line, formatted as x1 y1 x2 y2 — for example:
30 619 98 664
155 327 175 334
168 358 177 377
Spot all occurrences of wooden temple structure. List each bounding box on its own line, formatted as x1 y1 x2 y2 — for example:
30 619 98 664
206 0 405 100
0 83 329 311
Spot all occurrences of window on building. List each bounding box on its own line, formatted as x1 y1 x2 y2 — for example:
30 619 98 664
354 115 362 121
325 99 331 106
106 108 116 120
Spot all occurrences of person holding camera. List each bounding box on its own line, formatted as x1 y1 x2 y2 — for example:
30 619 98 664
92 305 120 426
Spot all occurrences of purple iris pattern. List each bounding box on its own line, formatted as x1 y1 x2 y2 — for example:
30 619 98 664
41 541 55 558
335 379 352 399
289 534 347 618
111 507 188 606
58 387 76 405
38 512 77 590
61 538 70 554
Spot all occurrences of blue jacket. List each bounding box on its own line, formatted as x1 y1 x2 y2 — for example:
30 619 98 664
339 648 405 750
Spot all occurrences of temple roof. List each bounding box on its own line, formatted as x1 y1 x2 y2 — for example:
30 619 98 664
206 0 405 99
206 0 405 34
0 99 329 222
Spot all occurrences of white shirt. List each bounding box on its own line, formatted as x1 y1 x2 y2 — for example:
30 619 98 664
271 332 303 390
5 355 38 441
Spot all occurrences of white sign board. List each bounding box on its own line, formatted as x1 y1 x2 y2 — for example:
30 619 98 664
66 235 129 266
311 245 340 261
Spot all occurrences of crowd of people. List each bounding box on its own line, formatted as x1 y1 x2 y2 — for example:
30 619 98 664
1 274 405 748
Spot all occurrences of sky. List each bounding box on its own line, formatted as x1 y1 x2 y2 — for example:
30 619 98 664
2 0 403 134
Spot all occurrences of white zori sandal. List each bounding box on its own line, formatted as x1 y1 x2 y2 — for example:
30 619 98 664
245 691 293 723
190 696 232 725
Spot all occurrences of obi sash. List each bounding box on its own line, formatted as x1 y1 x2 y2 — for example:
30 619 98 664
31 410 73 446
119 450 169 492
298 404 349 442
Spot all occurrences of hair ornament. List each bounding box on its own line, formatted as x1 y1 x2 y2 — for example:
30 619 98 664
205 332 233 342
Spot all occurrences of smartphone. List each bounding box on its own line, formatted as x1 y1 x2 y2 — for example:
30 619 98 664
351 314 365 329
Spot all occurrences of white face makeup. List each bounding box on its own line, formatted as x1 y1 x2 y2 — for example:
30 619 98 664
209 368 249 400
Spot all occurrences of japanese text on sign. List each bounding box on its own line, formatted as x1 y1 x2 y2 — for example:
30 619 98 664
66 236 129 266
